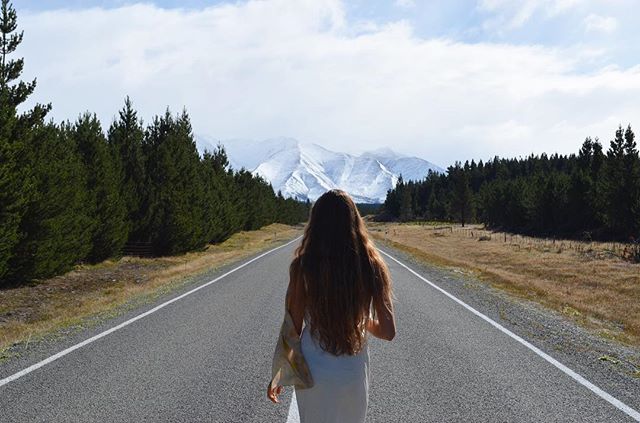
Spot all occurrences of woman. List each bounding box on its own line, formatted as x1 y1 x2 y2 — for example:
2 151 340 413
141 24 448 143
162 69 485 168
267 189 396 423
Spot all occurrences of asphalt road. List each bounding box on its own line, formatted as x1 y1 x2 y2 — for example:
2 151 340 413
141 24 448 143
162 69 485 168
1 237 638 422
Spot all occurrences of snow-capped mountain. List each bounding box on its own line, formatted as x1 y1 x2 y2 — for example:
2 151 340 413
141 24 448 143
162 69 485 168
196 136 444 203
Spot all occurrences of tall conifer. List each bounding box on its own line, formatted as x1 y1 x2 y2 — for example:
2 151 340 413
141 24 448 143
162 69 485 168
449 163 473 226
108 97 146 240
603 126 631 237
623 126 640 236
73 113 128 262
144 109 206 254
8 123 93 280
0 0 49 282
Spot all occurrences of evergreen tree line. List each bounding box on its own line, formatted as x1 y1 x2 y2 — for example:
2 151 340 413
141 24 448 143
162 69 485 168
0 0 308 286
382 126 640 241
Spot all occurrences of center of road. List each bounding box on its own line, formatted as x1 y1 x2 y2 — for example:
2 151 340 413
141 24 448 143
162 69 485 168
287 391 301 423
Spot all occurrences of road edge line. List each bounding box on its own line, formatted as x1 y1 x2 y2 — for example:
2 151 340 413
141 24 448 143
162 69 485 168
0 236 302 389
379 248 640 422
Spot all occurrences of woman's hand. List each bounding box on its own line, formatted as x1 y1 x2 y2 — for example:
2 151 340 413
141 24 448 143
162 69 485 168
367 294 396 341
267 383 283 404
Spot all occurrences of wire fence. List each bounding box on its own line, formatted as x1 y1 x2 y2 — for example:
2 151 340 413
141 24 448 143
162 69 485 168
380 223 640 263
121 242 154 258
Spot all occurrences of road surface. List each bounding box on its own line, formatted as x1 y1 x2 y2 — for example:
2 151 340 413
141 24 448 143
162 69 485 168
1 237 638 422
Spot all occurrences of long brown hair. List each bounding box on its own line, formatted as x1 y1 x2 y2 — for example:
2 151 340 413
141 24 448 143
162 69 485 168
290 189 392 355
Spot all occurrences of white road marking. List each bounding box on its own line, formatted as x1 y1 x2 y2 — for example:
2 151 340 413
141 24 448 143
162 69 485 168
379 249 640 422
0 236 302 388
286 390 301 423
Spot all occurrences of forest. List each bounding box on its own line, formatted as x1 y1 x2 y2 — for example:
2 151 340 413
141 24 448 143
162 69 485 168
382 126 640 242
0 1 309 286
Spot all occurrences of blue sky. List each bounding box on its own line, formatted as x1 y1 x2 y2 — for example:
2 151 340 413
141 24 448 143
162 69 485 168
18 0 634 47
14 0 640 165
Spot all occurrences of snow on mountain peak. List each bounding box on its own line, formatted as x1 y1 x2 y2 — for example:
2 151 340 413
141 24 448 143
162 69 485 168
195 136 444 203
361 147 406 161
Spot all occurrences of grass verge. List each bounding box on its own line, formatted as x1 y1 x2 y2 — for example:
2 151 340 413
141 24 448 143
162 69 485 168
0 224 301 358
369 222 640 346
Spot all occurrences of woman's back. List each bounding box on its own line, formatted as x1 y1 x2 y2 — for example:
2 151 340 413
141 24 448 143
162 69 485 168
297 309 371 423
267 190 396 423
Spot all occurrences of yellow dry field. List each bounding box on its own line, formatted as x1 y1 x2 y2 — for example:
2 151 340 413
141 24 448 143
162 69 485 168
369 222 640 346
0 224 301 356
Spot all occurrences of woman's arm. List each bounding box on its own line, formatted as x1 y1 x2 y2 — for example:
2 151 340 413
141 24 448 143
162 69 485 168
267 265 306 404
285 266 305 337
366 292 396 341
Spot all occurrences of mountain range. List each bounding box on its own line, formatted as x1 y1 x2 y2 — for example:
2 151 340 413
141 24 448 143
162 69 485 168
196 136 444 204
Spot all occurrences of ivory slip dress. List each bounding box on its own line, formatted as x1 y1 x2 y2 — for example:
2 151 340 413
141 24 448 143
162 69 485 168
295 315 370 423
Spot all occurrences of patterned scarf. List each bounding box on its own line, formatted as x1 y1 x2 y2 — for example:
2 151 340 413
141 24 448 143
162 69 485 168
269 308 314 390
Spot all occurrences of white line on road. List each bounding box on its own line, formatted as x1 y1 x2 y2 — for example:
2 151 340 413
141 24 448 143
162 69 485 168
0 236 302 389
287 391 301 423
379 249 640 422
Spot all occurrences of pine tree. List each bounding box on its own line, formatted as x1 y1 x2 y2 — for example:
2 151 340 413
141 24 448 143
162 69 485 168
0 112 22 280
201 146 237 243
8 123 93 281
578 137 593 171
143 109 207 254
603 125 631 237
233 170 277 230
0 0 49 282
379 125 635 240
536 172 570 234
623 126 640 237
174 109 207 247
0 0 49 126
399 189 413 222
449 163 473 226
73 112 128 262
210 146 244 236
567 167 594 232
382 185 400 219
390 175 413 222
567 138 598 232
108 97 147 241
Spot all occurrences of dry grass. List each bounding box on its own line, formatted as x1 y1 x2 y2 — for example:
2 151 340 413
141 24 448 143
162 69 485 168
369 222 640 346
0 224 301 355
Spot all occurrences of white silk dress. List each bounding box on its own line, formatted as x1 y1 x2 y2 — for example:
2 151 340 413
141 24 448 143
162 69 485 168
295 319 370 423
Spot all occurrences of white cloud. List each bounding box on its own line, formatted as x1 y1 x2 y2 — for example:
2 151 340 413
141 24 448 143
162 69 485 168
394 0 416 8
16 0 640 166
478 0 583 29
584 13 618 33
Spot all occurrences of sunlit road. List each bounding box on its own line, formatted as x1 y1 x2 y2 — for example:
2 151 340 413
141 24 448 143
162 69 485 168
1 238 638 422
